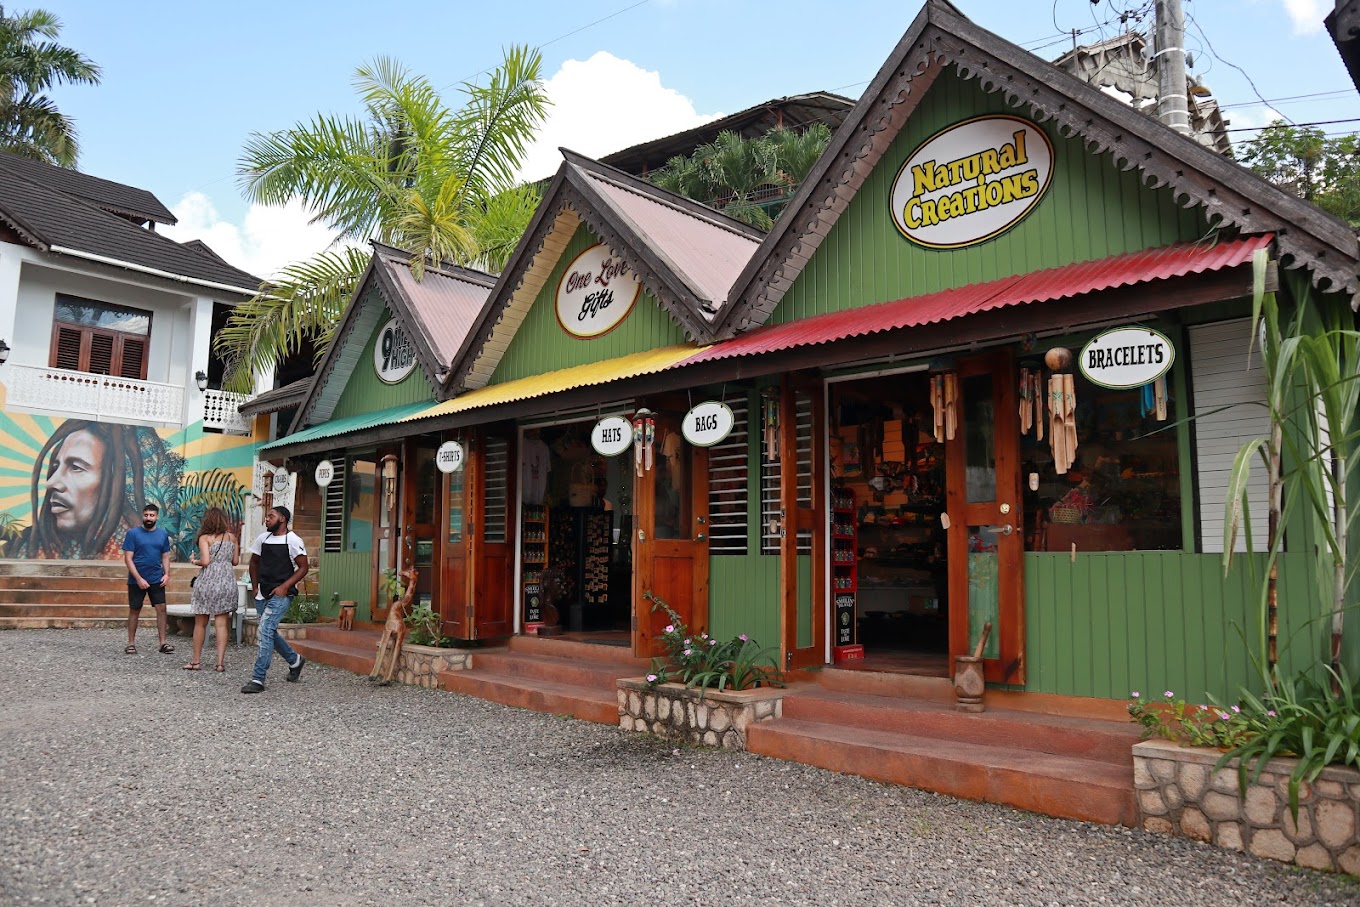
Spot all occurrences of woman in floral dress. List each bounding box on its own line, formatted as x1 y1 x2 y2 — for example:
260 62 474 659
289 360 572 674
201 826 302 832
184 507 240 672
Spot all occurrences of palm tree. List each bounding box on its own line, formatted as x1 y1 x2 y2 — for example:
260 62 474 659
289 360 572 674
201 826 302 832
0 4 100 167
216 49 550 393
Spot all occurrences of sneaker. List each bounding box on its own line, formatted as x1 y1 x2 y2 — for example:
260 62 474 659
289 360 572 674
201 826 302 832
240 680 264 694
286 655 306 683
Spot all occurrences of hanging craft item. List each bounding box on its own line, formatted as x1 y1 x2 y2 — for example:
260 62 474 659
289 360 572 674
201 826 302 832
930 372 959 442
931 374 943 442
645 413 655 472
631 408 654 477
1154 375 1168 421
1019 367 1032 435
762 389 780 461
1033 368 1044 442
1044 348 1078 474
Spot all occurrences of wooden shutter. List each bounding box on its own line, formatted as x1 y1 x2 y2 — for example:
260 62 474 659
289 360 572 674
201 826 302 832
50 326 84 370
117 335 147 379
86 332 114 375
322 457 346 553
708 396 749 555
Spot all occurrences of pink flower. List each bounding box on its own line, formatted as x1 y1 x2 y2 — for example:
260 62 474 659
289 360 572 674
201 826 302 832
1268 710 1277 717
1163 691 1174 699
1219 712 1231 721
1131 691 1141 698
1231 705 1241 713
709 639 718 646
683 649 693 657
646 674 658 683
739 634 749 642
663 625 674 634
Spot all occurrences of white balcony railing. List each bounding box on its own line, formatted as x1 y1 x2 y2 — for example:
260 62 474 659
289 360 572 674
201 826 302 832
6 364 185 425
203 388 253 434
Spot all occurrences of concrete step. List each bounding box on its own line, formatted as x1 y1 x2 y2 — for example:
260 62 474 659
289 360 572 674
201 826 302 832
0 591 192 607
816 667 957 703
0 575 194 592
508 634 652 670
290 638 376 677
439 669 618 724
745 717 1137 826
470 650 635 690
0 560 201 579
0 616 128 630
0 602 186 618
782 688 1139 767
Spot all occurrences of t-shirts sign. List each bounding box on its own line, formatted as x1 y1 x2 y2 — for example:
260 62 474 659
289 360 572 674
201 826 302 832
1079 327 1176 389
436 440 465 473
890 115 1053 249
591 416 633 457
374 318 417 384
555 244 641 339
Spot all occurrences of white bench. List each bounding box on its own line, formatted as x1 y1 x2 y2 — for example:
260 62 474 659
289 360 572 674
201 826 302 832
167 581 257 646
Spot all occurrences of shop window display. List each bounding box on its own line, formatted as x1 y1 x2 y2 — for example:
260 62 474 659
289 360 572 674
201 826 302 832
1020 363 1182 552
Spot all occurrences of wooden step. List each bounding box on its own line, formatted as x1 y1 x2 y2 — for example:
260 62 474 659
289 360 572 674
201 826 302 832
0 591 192 607
0 602 186 618
439 669 618 724
508 634 652 670
289 638 376 677
782 688 1139 766
470 650 635 690
746 717 1137 826
0 616 128 629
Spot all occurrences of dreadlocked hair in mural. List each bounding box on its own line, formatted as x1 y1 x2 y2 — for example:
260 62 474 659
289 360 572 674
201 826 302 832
24 421 163 559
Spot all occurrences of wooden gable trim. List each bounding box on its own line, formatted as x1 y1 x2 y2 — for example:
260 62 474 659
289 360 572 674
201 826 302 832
716 0 1359 337
369 253 457 390
288 256 380 433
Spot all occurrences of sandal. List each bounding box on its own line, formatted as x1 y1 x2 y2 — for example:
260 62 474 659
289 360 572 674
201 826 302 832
124 645 137 655
214 663 226 673
182 662 201 671
158 643 175 654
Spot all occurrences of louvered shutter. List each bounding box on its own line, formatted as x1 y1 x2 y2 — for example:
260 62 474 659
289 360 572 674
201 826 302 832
117 336 147 379
87 333 114 375
50 326 83 370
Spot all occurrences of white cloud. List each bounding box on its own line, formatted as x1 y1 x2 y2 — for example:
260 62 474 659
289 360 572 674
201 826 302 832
1279 0 1326 34
162 192 340 281
516 51 722 183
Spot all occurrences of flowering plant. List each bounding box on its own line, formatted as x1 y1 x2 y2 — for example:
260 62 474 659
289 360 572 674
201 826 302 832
643 592 784 692
1127 690 1257 750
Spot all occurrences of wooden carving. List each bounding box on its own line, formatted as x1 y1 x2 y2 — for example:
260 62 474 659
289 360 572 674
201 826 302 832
369 567 418 686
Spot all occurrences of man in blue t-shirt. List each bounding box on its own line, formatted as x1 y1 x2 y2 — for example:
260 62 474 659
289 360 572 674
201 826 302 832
122 503 173 655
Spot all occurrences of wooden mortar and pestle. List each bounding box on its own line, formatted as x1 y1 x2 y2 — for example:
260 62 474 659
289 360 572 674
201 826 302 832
953 621 992 712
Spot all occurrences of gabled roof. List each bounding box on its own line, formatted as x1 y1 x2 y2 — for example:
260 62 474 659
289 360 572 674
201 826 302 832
0 152 176 225
0 163 260 293
716 0 1360 337
447 150 764 392
1328 0 1360 94
600 91 856 177
289 243 494 431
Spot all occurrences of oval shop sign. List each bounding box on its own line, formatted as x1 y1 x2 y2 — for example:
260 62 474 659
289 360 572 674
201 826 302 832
436 440 465 473
890 115 1054 249
591 415 633 457
314 459 335 488
682 401 735 448
1079 327 1176 390
555 244 642 339
374 318 418 384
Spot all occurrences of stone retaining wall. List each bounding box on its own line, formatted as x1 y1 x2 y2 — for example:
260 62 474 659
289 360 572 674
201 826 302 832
241 621 308 646
395 643 470 688
617 678 785 750
1134 740 1360 874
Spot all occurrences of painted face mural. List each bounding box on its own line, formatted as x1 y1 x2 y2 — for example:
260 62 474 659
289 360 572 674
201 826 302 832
0 416 255 562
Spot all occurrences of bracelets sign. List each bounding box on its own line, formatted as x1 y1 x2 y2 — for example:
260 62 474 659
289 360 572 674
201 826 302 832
890 115 1053 249
555 244 642 339
1079 327 1176 389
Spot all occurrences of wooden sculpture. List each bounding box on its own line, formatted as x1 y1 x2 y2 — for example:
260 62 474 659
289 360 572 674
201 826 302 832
369 567 418 686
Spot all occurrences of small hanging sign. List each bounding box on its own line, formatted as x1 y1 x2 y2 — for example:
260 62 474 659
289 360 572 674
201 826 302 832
272 468 290 493
591 415 633 457
314 459 335 488
1079 327 1175 390
555 243 642 339
682 400 735 447
435 440 465 473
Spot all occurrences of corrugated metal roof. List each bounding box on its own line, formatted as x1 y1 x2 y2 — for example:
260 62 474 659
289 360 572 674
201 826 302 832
582 169 762 313
374 247 491 365
407 345 704 421
261 401 433 452
687 236 1272 364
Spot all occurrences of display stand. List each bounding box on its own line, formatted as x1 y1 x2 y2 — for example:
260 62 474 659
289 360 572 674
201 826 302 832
831 487 862 662
521 504 549 631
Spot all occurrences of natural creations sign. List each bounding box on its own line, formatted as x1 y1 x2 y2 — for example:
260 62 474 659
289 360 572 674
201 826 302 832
890 115 1054 249
555 244 642 339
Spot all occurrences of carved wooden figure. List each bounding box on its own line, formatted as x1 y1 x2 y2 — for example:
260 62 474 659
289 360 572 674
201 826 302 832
369 568 418 685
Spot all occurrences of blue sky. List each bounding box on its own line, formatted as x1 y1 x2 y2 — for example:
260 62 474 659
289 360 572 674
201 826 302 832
45 0 1360 279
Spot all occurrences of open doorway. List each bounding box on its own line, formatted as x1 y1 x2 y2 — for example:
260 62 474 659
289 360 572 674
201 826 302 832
829 371 949 676
519 420 633 642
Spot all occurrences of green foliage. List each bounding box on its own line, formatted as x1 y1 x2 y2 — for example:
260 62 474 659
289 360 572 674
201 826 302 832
1127 690 1255 750
0 5 101 167
643 592 784 692
380 567 405 602
219 48 550 391
403 600 454 647
163 468 248 563
283 589 321 624
649 124 831 229
1238 122 1360 226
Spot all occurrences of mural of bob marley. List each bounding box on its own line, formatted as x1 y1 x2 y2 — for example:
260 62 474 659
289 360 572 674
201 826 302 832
21 420 185 560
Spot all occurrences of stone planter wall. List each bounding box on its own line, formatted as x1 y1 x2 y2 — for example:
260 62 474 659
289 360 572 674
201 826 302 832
395 644 470 688
617 678 785 750
1134 739 1360 874
241 621 310 646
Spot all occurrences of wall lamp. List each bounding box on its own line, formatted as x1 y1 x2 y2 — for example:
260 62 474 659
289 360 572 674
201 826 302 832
194 369 208 392
0 339 10 364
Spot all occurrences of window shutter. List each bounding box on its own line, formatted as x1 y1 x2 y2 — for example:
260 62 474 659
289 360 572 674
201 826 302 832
50 326 83 370
322 456 346 553
708 397 749 555
483 436 509 542
117 336 147 379
87 333 114 375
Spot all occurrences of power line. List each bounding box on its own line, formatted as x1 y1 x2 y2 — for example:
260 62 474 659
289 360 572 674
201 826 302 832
1222 117 1360 134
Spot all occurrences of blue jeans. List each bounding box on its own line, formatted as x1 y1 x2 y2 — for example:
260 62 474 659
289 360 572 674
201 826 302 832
251 594 299 684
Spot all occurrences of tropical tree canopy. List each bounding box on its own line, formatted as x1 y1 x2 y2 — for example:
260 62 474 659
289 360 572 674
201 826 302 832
1237 121 1360 227
649 124 832 230
216 48 550 393
0 4 100 167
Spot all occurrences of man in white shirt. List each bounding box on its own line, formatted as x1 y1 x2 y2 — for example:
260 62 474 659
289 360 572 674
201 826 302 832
241 506 309 693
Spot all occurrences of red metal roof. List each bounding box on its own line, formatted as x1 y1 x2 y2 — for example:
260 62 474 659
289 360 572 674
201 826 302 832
684 236 1272 365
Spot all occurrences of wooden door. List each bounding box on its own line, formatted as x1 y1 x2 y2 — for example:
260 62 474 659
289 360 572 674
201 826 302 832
781 376 826 669
371 446 402 623
440 437 472 639
473 430 515 638
403 439 440 614
944 351 1025 684
632 412 710 655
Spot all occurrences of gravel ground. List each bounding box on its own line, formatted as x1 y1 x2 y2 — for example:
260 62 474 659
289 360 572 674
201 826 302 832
2 629 1358 907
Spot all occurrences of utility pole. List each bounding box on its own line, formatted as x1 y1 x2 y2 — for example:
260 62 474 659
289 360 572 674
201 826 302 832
1155 0 1191 134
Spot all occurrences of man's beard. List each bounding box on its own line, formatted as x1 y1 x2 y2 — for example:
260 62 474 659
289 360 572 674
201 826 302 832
142 519 156 529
